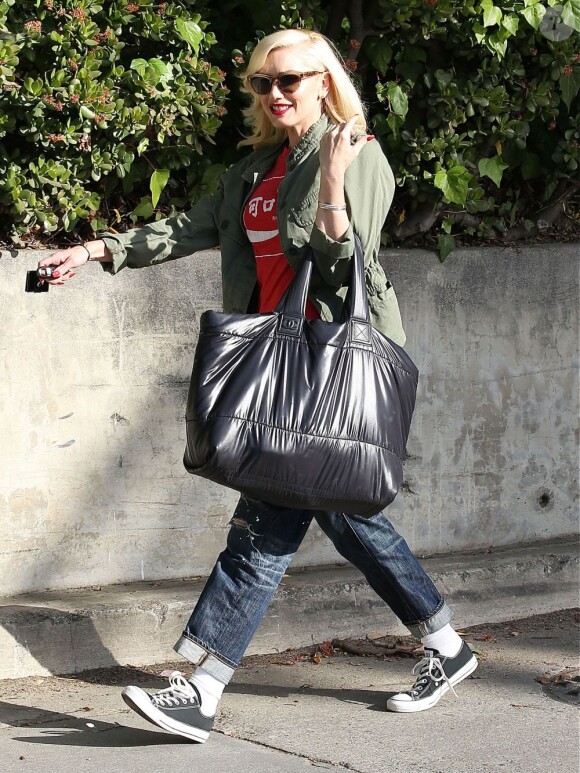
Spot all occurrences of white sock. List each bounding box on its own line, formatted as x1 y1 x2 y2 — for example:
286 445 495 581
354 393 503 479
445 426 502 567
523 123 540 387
421 623 463 658
188 667 225 715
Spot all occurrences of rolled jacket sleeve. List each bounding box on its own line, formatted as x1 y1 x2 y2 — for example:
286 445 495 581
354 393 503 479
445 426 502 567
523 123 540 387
98 182 223 274
309 221 353 259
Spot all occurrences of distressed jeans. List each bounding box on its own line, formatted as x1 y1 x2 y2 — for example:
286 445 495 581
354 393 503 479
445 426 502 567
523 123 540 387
174 496 452 684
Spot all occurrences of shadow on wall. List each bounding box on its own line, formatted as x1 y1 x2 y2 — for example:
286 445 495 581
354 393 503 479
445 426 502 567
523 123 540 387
6 252 232 601
1 605 118 677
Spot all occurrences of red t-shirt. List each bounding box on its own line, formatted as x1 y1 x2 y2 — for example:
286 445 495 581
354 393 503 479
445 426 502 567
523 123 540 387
243 146 318 319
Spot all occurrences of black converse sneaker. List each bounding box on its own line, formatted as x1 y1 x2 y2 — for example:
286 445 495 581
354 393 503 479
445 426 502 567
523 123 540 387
122 670 215 742
386 641 478 713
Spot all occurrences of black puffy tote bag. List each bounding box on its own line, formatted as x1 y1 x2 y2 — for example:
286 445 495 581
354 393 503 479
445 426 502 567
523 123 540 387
184 237 419 517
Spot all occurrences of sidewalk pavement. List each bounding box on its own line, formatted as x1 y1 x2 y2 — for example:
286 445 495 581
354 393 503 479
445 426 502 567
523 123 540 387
0 608 578 773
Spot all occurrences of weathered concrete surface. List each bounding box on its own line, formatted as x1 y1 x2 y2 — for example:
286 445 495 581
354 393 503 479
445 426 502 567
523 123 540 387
0 610 577 773
0 538 577 679
0 697 328 773
0 243 578 595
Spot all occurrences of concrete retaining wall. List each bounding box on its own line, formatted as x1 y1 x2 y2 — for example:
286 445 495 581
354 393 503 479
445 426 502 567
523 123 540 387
1 243 578 596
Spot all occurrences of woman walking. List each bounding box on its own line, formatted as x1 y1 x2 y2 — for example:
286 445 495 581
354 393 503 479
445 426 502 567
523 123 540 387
41 28 477 743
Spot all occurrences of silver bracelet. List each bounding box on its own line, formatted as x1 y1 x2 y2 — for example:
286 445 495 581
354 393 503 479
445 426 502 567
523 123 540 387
318 202 347 211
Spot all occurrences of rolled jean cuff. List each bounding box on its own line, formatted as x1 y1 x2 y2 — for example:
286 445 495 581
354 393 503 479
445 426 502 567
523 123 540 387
173 634 235 685
405 600 454 639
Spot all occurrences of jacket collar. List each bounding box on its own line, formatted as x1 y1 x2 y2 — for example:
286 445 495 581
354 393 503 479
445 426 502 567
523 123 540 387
287 114 330 169
241 115 330 182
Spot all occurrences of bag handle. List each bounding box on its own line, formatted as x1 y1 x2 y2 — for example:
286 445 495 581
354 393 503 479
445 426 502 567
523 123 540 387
276 251 313 320
276 234 370 326
340 234 370 323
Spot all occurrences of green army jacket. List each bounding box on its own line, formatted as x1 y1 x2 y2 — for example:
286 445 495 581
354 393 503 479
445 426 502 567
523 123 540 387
99 115 406 345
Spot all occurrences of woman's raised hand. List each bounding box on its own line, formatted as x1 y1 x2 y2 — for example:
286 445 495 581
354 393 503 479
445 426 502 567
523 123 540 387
316 116 374 239
319 115 373 180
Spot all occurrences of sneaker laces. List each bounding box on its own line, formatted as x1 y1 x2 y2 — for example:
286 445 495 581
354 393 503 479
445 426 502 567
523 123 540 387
409 651 458 699
151 671 198 707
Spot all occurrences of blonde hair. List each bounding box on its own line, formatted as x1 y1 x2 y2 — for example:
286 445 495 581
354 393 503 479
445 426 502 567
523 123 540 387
238 29 366 148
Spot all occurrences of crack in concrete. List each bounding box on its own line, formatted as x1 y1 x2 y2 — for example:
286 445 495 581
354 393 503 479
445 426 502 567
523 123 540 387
213 728 367 772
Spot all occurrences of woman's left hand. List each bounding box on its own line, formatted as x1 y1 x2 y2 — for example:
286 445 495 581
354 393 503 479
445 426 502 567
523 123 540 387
319 115 373 180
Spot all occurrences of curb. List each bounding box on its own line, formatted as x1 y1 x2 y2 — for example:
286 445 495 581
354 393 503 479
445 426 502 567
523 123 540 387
0 537 577 680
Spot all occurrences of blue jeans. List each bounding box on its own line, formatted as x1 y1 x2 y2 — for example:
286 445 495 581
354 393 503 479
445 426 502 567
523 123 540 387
174 496 452 683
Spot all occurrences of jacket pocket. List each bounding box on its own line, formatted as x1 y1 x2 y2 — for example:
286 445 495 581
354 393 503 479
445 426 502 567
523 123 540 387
365 262 391 296
289 192 318 227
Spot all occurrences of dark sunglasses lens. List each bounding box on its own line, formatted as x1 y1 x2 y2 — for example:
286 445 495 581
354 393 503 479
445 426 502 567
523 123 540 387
278 74 301 92
249 76 271 95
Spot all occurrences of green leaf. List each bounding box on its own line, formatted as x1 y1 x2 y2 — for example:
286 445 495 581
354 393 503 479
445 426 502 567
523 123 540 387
394 61 423 84
481 0 503 26
502 13 520 34
80 105 95 120
24 77 43 95
487 32 508 58
401 45 427 63
434 69 453 87
130 58 148 78
201 163 226 192
132 197 155 220
559 67 580 112
521 3 546 29
478 155 509 187
473 21 486 43
175 18 203 54
562 0 580 32
150 169 169 208
371 112 390 136
131 58 172 85
434 166 472 205
437 234 455 262
387 113 403 138
365 37 392 77
148 58 173 85
387 83 409 117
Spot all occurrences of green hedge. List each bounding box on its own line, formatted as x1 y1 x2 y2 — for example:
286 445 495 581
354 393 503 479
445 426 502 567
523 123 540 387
1 0 578 256
0 1 228 240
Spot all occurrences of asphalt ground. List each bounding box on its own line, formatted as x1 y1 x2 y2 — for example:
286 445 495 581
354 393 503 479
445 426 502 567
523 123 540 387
0 608 578 773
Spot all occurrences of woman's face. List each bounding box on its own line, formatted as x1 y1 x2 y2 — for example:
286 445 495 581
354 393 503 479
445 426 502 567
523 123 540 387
257 47 329 147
